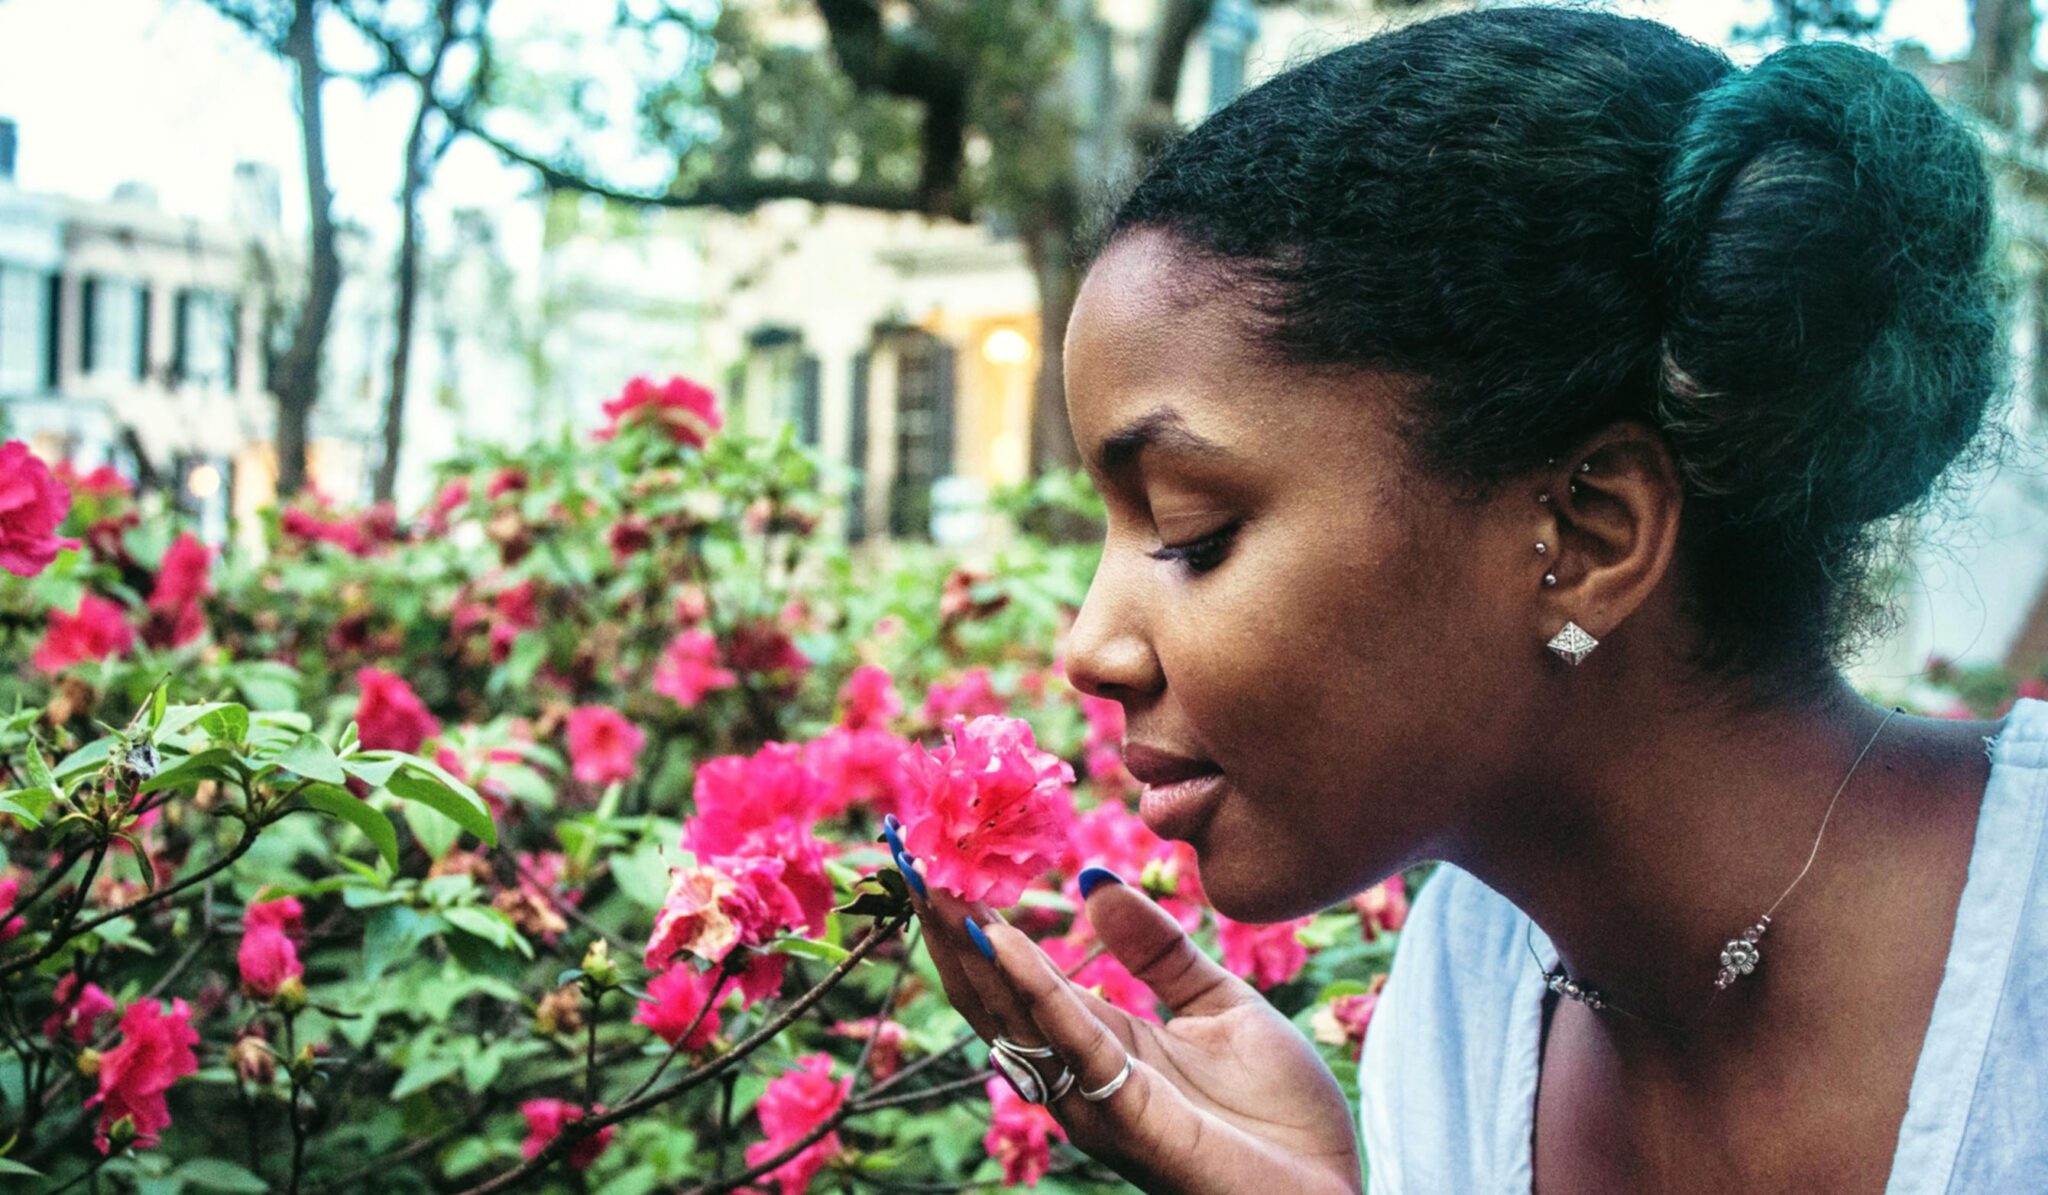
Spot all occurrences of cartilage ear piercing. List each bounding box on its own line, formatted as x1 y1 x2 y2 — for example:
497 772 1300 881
1543 572 1558 586
1537 493 1550 504
1579 461 1592 473
1535 542 1548 555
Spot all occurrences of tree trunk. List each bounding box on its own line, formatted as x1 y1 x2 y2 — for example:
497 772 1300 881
1023 185 1082 478
275 0 341 500
1969 0 2035 127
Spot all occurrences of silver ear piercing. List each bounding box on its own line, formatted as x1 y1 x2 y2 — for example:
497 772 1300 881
1546 621 1598 664
1534 541 1547 555
1543 573 1558 587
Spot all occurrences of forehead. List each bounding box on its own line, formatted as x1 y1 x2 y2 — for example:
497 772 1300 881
1064 230 1408 479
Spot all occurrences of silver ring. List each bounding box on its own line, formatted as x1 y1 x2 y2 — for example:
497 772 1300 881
993 1035 1059 1059
1079 1053 1133 1102
990 1039 1068 1104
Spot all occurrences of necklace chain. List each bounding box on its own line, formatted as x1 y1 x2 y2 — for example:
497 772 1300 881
1528 705 1904 1026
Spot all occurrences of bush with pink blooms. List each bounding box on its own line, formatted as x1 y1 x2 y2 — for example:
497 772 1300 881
1 384 2035 1193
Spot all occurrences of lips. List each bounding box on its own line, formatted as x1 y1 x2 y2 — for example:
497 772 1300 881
1124 744 1226 841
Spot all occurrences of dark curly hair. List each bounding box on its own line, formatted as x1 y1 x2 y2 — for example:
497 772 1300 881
1102 7 2009 698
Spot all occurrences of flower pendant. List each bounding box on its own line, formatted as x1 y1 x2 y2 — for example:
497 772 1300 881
1715 915 1770 990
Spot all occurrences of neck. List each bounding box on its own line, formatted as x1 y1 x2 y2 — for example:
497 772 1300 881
1456 673 1914 1035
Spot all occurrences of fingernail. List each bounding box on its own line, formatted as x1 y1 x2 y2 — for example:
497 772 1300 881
880 819 907 857
964 918 995 961
893 849 928 900
884 813 902 834
1078 866 1124 899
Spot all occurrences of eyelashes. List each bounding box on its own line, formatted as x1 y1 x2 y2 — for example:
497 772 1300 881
1147 522 1240 575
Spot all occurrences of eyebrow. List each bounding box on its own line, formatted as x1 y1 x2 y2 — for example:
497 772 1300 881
1096 407 1230 473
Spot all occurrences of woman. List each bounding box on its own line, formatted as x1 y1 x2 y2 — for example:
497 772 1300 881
881 8 2047 1192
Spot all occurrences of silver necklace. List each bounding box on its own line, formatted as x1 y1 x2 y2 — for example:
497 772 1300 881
1529 705 1904 1023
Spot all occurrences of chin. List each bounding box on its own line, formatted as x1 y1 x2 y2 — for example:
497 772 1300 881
1191 845 1338 923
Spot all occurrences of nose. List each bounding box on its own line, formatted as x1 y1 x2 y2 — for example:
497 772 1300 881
1064 551 1162 703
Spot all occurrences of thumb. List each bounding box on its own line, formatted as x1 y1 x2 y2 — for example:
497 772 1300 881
1081 868 1254 1018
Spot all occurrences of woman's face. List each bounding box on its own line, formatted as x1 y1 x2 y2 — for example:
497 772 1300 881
1062 230 1555 922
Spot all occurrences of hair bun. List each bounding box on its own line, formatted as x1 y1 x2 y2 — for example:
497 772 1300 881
1654 41 2000 534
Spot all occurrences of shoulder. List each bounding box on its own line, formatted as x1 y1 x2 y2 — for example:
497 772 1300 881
1358 864 1541 1195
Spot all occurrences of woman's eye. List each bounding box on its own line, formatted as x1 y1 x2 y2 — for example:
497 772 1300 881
1148 523 1239 575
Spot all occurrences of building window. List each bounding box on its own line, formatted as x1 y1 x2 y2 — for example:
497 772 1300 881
80 276 145 381
888 330 955 540
745 326 821 446
0 263 50 395
171 288 234 389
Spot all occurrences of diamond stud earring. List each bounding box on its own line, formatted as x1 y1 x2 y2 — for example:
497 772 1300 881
1546 621 1598 664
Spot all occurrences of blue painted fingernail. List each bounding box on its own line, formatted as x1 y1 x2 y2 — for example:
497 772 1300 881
1078 866 1124 899
884 813 902 833
964 918 995 961
893 849 928 900
881 819 907 858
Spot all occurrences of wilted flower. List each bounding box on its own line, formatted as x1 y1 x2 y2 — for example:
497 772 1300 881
1310 987 1381 1061
1353 874 1409 941
534 984 584 1037
229 1027 276 1085
33 594 134 674
653 629 738 709
354 667 440 753
0 439 82 577
520 1099 613 1169
828 1017 907 1080
644 858 808 1005
899 716 1076 907
565 705 645 787
86 998 199 1153
744 1054 850 1195
984 1073 1067 1186
1213 914 1315 991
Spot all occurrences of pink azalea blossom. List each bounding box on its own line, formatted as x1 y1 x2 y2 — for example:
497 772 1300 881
634 964 725 1050
1063 803 1204 930
0 439 82 576
238 896 305 1001
54 460 133 499
1352 874 1409 941
595 374 723 448
804 728 914 821
729 619 810 685
33 594 134 673
984 1073 1067 1186
744 1053 850 1195
143 532 212 648
1311 991 1380 1061
653 629 738 709
520 1099 613 1169
1212 914 1315 991
921 668 1005 726
838 664 902 731
644 858 808 1005
828 1017 907 1079
899 716 1076 906
566 705 645 787
681 745 837 932
87 998 199 1153
354 667 441 753
43 973 117 1044
0 874 23 941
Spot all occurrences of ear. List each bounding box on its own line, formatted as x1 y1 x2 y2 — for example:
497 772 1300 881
1534 422 1684 650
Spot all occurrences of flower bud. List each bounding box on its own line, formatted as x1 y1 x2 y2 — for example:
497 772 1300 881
290 1044 318 1085
231 1033 276 1085
76 1047 102 1077
581 939 618 989
273 974 309 1013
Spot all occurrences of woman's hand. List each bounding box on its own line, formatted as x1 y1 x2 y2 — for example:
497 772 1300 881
883 820 1363 1195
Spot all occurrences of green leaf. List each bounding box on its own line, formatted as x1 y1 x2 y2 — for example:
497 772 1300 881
197 704 251 744
0 1157 43 1178
390 1054 462 1100
386 767 496 846
402 801 459 862
53 736 112 780
302 785 400 869
24 739 56 792
766 936 850 964
142 747 240 793
175 1158 270 1193
275 733 346 785
443 906 532 959
148 680 169 732
0 788 53 827
340 755 402 789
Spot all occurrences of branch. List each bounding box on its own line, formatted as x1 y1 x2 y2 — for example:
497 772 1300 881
812 0 967 213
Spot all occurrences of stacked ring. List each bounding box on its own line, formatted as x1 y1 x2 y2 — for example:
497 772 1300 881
990 1037 1071 1105
1078 1053 1133 1102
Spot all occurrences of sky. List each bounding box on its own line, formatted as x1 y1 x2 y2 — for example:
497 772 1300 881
0 0 1984 242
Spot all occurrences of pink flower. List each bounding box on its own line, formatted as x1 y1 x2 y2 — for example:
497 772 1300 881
520 1099 613 1169
900 716 1076 907
87 998 199 1153
634 964 726 1049
744 1053 850 1195
921 668 1005 726
1064 804 1203 930
566 706 645 787
238 896 305 1001
0 440 82 576
828 1017 907 1079
1352 874 1409 941
984 1073 1067 1186
354 667 441 753
1213 914 1314 990
1043 930 1162 1023
54 460 133 499
0 874 22 941
653 629 738 709
43 973 116 1044
33 594 134 673
838 665 902 731
804 728 914 821
143 532 212 648
595 374 723 448
608 516 653 563
486 467 527 500
730 619 811 685
681 745 838 934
